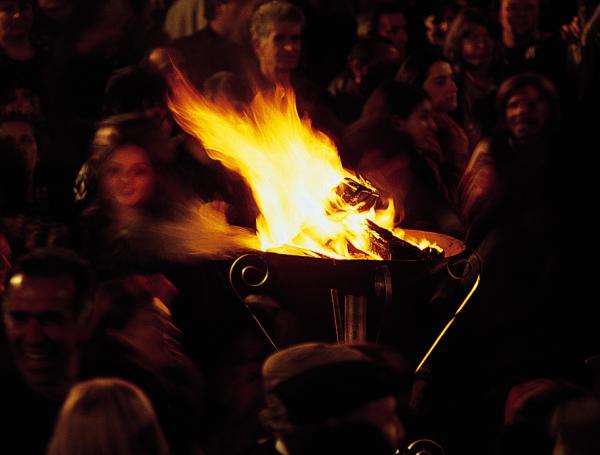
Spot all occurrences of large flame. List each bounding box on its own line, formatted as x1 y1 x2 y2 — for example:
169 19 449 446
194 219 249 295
168 74 439 259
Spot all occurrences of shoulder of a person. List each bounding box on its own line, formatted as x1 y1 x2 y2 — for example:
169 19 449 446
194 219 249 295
170 27 212 50
466 137 496 169
292 75 329 97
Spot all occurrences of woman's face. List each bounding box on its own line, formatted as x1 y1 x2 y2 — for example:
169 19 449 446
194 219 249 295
101 144 156 209
505 84 549 142
394 99 437 151
460 24 493 70
423 61 458 113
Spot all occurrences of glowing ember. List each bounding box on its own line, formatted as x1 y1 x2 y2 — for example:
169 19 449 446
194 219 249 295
168 72 441 259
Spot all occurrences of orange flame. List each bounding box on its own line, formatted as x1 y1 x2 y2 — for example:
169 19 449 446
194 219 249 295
168 74 440 259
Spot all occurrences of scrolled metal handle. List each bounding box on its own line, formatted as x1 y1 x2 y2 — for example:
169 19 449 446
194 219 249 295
446 250 481 280
228 253 278 351
399 438 445 455
228 253 270 298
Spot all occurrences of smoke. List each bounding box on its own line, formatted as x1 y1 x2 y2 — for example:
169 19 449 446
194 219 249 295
147 200 260 261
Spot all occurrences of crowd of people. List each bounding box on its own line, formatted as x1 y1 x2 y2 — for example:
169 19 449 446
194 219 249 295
1 0 600 453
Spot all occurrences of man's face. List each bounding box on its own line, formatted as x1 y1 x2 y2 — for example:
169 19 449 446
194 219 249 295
0 120 38 175
3 274 80 393
0 0 33 40
254 21 302 81
460 24 493 69
377 12 408 59
505 84 549 142
500 0 539 38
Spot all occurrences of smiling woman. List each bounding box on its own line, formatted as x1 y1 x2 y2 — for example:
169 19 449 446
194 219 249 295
100 144 157 212
90 118 171 232
74 114 181 277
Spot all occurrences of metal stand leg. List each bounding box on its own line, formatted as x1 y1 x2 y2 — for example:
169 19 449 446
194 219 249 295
344 294 367 343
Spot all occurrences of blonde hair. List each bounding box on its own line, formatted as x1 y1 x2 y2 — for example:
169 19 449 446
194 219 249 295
47 377 171 455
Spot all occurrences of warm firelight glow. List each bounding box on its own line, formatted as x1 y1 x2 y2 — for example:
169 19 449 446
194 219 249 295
168 73 440 259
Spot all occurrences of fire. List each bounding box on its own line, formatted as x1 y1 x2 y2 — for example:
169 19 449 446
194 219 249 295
168 73 440 259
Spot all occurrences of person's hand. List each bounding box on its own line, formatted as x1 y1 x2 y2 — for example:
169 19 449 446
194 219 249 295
561 16 582 44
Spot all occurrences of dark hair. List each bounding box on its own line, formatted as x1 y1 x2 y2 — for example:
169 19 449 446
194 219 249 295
361 80 429 121
443 8 501 74
87 275 155 336
202 70 254 112
369 1 409 37
91 114 169 161
342 81 428 166
9 247 93 319
0 108 40 129
82 114 175 216
205 0 233 21
347 36 397 67
103 65 169 117
395 47 449 87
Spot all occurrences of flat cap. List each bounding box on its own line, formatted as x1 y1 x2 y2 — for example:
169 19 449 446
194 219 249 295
262 342 410 426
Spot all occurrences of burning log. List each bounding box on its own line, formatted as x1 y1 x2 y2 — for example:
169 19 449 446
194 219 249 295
329 177 380 213
366 221 443 261
328 177 443 260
